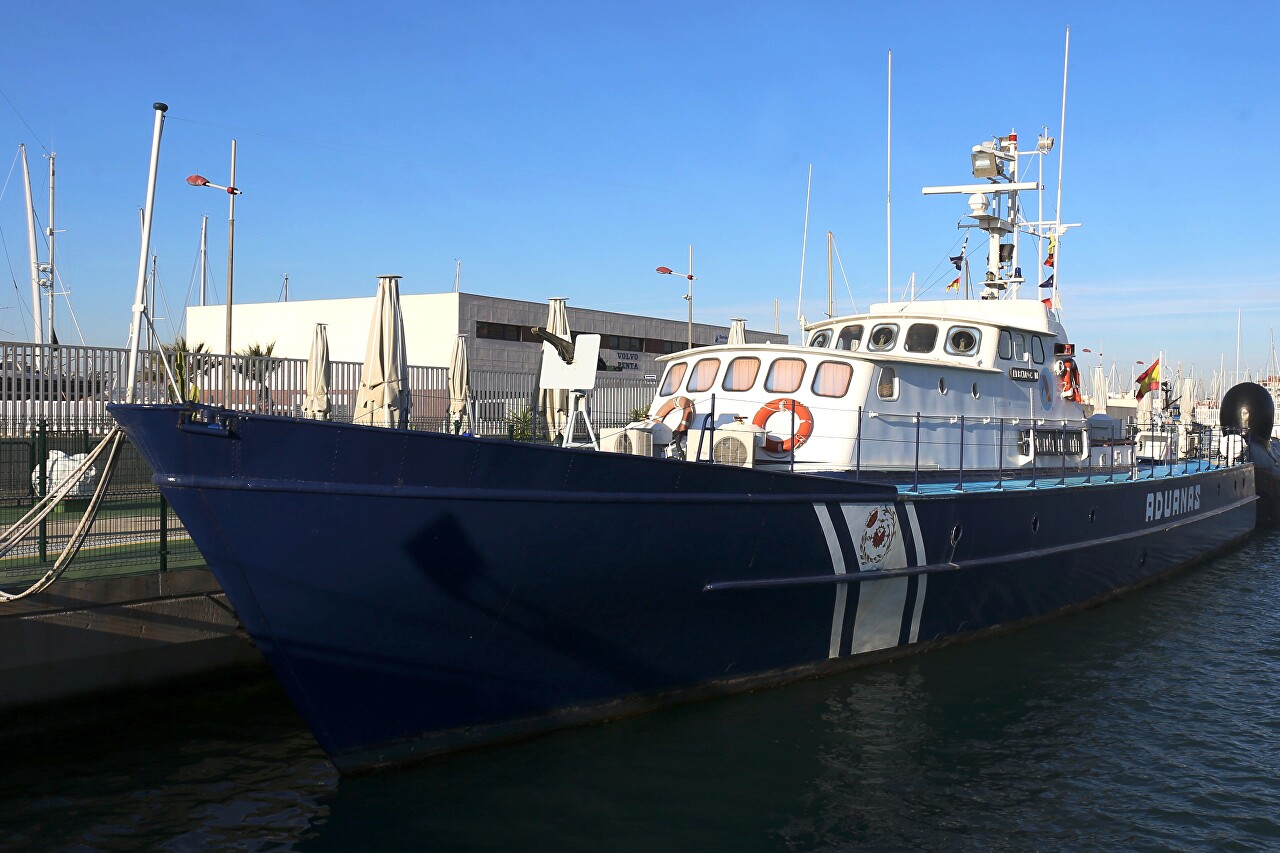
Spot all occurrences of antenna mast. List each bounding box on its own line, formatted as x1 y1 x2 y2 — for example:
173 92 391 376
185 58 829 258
796 164 812 324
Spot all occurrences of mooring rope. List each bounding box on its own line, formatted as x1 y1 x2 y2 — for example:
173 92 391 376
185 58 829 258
0 427 126 602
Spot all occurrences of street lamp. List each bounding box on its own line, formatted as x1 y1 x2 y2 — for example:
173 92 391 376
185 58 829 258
187 140 242 401
656 244 696 349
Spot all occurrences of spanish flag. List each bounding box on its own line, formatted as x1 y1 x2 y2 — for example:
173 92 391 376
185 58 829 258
1044 236 1056 268
1135 358 1161 399
947 276 960 291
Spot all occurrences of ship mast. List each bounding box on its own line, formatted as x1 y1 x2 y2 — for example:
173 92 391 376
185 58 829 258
20 145 42 345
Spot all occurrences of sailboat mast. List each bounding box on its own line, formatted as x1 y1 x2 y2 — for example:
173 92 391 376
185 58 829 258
126 103 167 404
20 145 43 346
46 151 56 342
886 49 892 303
826 231 833 318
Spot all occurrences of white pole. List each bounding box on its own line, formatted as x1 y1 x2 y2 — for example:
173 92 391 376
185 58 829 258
283 273 289 302
224 139 237 396
886 49 893 303
198 215 208 306
20 145 42 346
686 244 694 348
126 103 168 404
1236 308 1242 384
1053 28 1070 311
797 164 811 323
826 231 833 318
46 151 56 342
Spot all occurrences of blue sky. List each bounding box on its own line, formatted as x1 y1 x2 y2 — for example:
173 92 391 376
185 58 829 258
2 1 1278 384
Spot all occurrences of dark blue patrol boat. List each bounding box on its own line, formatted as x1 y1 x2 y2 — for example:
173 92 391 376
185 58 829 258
110 126 1260 772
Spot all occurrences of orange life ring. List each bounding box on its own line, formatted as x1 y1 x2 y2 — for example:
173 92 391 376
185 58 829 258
1057 358 1083 403
653 395 695 432
752 398 815 453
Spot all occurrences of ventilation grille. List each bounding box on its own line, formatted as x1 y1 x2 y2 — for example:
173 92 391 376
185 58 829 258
712 435 752 467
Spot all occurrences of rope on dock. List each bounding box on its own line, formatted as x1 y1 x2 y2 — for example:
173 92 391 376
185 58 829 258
0 427 126 602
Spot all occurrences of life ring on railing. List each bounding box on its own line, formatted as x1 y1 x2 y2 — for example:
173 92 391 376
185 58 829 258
653 395 695 433
1057 358 1083 403
752 398 815 454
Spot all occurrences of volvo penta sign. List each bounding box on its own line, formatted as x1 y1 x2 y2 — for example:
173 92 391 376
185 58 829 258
1009 366 1039 382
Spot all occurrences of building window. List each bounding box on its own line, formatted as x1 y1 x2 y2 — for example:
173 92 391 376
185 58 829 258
687 358 721 392
602 334 644 352
476 320 527 342
722 357 761 391
813 361 853 397
764 358 806 393
904 323 939 353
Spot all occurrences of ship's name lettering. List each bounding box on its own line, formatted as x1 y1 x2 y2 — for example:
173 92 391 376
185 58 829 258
1145 485 1200 522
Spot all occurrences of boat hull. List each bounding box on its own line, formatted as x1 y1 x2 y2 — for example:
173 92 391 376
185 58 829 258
109 404 1256 771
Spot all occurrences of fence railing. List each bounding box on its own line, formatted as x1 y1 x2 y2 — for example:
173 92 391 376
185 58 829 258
0 339 659 588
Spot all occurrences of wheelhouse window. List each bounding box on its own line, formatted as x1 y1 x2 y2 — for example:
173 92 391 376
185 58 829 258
946 326 981 356
659 363 688 396
722 357 761 392
836 325 864 351
809 330 831 348
813 361 854 398
904 323 939 353
1011 332 1028 362
687 358 721 393
1031 336 1046 365
868 324 899 352
998 330 1013 360
877 366 899 401
764 358 806 393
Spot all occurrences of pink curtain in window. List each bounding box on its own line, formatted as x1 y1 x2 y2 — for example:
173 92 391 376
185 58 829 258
766 359 805 393
724 358 760 391
688 358 721 392
813 362 852 397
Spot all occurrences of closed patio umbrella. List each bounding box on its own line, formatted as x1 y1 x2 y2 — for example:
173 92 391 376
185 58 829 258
354 275 411 428
448 334 471 433
301 323 331 420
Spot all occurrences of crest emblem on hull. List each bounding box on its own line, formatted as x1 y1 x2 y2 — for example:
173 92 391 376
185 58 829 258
858 505 898 565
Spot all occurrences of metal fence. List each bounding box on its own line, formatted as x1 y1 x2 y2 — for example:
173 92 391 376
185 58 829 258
0 340 659 589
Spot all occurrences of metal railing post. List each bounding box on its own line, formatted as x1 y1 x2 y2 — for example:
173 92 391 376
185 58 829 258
855 406 862 480
1060 419 1067 486
37 418 47 562
159 493 169 573
913 413 921 493
956 415 965 492
996 416 1005 489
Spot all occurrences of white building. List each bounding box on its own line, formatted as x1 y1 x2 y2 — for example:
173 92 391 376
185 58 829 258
186 289 787 377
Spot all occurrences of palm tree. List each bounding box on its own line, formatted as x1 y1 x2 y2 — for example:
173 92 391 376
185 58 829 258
160 336 208 403
235 342 281 412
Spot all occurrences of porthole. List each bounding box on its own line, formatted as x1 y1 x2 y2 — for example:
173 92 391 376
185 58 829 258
946 326 981 356
1031 515 1040 533
971 382 980 399
938 377 948 395
868 323 899 351
809 330 831 348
